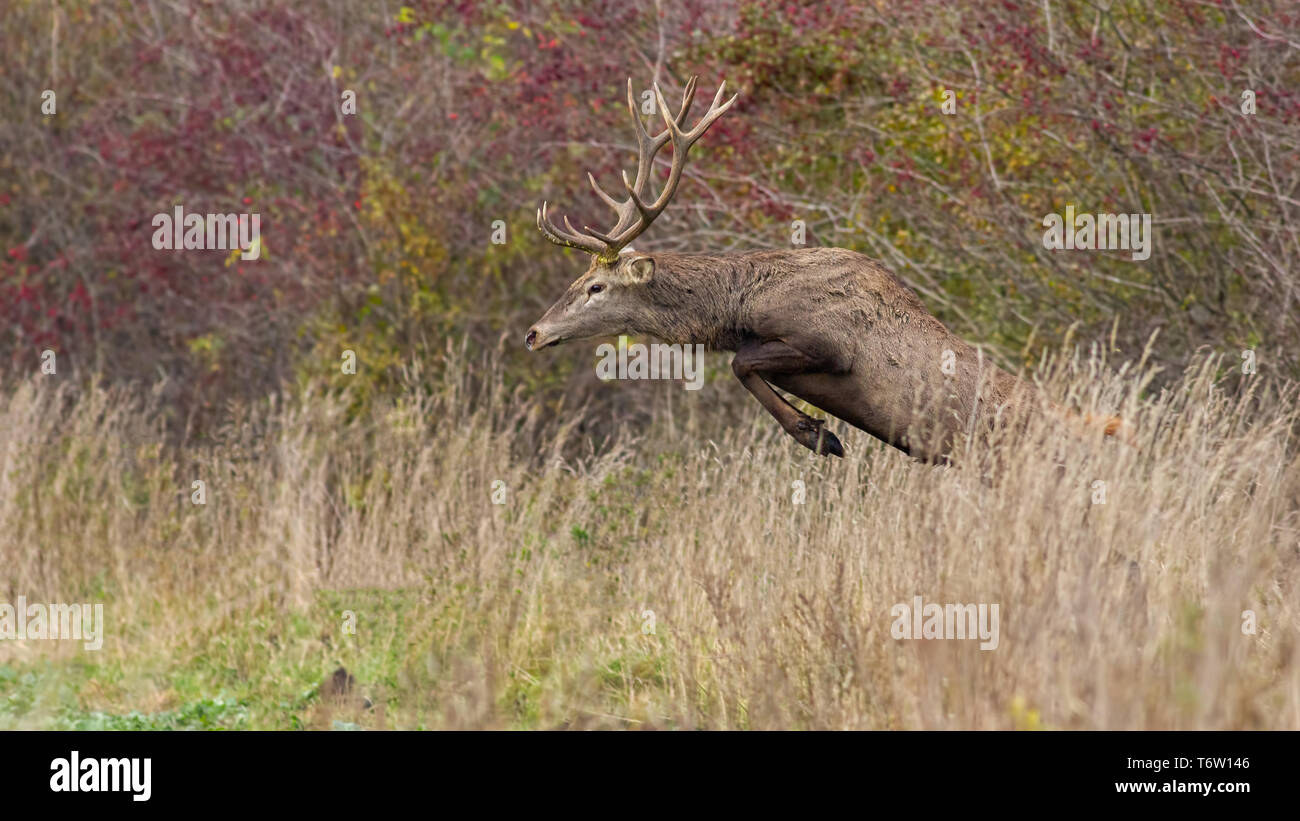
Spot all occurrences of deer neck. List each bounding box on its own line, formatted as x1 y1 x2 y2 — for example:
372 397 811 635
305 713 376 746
635 253 749 348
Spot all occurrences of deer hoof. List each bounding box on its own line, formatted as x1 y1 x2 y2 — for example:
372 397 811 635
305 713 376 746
817 430 844 457
794 417 844 457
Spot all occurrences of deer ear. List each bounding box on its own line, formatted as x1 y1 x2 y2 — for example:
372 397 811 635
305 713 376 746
625 256 655 284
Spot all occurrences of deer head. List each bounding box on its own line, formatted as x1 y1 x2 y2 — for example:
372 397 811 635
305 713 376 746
525 76 736 351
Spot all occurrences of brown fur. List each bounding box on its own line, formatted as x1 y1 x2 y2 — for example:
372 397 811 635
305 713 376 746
528 246 1125 462
529 76 1125 461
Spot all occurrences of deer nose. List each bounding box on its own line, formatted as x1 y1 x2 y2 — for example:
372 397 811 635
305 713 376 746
525 329 538 350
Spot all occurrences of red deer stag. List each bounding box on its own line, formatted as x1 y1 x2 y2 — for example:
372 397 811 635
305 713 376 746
526 76 1122 462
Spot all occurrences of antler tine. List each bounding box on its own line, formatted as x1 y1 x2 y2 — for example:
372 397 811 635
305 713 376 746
623 76 700 200
685 81 737 141
622 79 670 203
624 78 736 220
537 201 607 256
675 75 699 125
583 225 622 245
587 172 622 211
621 168 657 221
589 76 688 254
536 76 737 261
610 76 735 245
651 80 737 155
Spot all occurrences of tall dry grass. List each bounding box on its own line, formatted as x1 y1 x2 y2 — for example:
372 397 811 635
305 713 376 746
2 345 1298 729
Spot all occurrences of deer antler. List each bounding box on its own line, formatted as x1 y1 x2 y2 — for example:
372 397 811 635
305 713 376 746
537 75 737 263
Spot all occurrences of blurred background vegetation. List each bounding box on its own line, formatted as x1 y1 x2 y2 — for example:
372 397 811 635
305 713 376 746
2 0 1297 438
3 0 1300 731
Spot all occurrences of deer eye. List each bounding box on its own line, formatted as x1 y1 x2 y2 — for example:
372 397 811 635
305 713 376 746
588 283 604 295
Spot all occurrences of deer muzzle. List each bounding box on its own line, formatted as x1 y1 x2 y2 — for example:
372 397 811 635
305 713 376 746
525 327 561 351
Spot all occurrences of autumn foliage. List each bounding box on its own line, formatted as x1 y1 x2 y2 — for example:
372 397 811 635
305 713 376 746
2 0 1298 418
3 1 1300 732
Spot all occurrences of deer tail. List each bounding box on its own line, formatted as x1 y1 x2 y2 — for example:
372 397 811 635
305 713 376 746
1048 403 1134 445
1082 412 1123 436
1079 411 1137 446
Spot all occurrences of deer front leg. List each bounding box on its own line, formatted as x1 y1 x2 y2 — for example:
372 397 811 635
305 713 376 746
731 339 844 457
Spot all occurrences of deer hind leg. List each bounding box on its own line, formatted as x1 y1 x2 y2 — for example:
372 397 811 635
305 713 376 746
731 339 844 457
